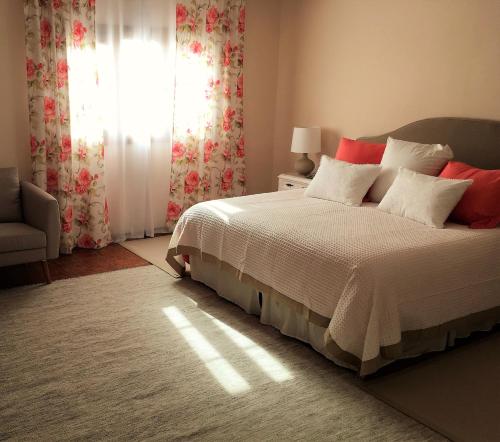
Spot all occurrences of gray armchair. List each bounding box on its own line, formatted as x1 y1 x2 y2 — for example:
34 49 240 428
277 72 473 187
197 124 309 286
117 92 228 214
0 167 60 283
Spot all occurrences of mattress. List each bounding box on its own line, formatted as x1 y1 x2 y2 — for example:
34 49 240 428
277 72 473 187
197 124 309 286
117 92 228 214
167 189 500 375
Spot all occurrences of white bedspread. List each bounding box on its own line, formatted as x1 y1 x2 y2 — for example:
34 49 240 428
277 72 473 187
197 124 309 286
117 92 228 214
168 190 500 367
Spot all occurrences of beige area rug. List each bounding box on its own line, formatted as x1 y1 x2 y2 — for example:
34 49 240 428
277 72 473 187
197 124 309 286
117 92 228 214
121 235 177 277
0 266 442 441
364 330 500 442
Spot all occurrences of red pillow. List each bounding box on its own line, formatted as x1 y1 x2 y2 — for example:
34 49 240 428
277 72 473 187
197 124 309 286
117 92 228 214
439 161 500 229
335 137 386 164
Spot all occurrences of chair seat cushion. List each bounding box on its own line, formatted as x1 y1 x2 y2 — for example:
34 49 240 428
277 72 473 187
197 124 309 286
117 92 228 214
0 223 46 253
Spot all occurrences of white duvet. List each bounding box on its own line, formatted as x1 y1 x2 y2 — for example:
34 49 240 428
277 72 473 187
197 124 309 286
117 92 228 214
167 189 500 368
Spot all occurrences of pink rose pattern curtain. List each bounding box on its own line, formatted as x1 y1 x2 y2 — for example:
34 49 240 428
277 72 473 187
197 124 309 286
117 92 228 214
25 0 111 253
166 0 246 229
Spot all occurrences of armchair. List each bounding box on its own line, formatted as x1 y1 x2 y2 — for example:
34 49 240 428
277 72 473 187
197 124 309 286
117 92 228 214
0 167 60 283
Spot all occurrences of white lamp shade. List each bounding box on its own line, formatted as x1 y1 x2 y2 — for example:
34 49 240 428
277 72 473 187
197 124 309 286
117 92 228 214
290 127 321 154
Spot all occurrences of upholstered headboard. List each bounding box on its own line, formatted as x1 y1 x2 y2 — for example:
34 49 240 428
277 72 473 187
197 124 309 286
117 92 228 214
360 117 500 169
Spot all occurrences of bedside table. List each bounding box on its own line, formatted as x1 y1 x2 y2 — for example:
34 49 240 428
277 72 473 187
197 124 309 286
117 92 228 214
277 173 312 191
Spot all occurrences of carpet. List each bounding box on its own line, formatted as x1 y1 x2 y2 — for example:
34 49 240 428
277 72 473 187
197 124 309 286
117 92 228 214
121 235 177 277
0 266 442 441
364 330 500 442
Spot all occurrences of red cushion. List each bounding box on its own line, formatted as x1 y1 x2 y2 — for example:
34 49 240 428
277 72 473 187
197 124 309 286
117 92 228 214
439 161 500 229
335 137 386 164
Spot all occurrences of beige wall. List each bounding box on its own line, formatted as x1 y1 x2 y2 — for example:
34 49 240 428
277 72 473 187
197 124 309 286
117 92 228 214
244 0 281 194
0 0 31 180
2 0 500 191
272 0 500 182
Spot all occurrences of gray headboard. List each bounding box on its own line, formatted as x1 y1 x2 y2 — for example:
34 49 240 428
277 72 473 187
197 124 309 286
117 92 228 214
360 117 500 169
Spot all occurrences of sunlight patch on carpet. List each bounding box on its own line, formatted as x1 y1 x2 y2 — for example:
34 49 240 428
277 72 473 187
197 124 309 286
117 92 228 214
204 312 293 383
163 306 250 394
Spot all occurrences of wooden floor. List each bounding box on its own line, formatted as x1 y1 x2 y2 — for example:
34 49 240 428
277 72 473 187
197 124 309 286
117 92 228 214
0 244 150 289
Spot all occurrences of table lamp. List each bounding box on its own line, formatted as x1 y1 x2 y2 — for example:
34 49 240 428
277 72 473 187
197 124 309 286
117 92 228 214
290 127 321 176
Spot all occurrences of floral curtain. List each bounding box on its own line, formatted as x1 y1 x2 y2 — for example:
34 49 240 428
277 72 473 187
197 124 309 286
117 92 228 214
25 0 111 253
166 0 246 229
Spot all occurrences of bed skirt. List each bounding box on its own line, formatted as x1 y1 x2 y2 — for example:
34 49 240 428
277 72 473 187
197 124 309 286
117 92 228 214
188 254 500 376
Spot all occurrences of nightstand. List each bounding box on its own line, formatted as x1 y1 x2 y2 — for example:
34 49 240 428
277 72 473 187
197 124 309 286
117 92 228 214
277 173 312 191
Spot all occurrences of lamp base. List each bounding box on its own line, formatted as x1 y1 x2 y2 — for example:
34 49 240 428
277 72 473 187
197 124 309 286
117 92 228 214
294 153 315 176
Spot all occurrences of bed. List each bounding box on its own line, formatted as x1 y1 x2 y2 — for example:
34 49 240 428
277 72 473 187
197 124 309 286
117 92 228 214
166 117 500 376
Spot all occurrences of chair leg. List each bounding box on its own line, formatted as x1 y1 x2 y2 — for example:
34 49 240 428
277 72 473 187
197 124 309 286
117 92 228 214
41 260 52 284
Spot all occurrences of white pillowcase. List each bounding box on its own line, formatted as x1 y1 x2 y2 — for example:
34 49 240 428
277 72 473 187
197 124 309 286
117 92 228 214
378 168 472 228
369 137 454 202
305 156 380 206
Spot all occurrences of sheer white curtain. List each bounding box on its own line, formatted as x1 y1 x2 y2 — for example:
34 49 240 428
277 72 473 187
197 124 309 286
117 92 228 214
96 0 175 242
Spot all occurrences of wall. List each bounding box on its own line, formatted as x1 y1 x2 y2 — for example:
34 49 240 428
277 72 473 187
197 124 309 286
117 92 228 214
244 0 281 194
0 0 31 180
272 0 500 181
2 0 500 191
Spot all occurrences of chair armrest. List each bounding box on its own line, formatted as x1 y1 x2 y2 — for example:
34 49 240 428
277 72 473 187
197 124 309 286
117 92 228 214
21 181 61 259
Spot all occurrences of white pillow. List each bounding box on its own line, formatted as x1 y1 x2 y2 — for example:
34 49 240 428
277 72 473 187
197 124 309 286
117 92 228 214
304 156 380 206
369 137 454 202
378 168 472 228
